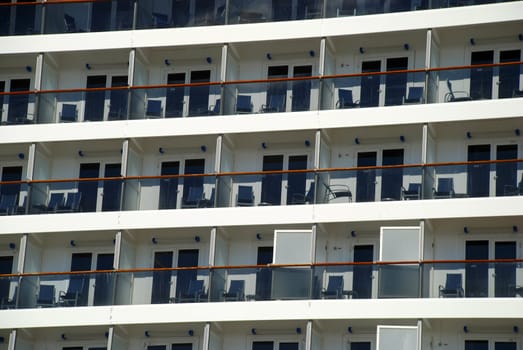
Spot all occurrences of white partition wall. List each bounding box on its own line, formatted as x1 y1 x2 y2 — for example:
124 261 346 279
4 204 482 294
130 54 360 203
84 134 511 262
377 325 420 350
378 226 422 298
272 229 314 300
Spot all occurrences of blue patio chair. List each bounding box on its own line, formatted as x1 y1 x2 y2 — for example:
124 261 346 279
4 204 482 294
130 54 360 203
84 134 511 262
439 273 464 297
403 87 424 104
57 192 82 212
36 285 55 307
291 182 315 204
60 104 78 122
445 80 472 102
182 186 204 208
34 192 65 213
223 280 245 301
0 194 18 215
64 14 78 32
235 95 253 114
261 94 286 113
59 277 84 306
433 178 455 199
178 279 206 303
401 183 421 200
321 275 348 299
208 99 221 115
236 185 254 206
152 12 171 28
336 89 359 108
146 99 162 118
198 188 215 208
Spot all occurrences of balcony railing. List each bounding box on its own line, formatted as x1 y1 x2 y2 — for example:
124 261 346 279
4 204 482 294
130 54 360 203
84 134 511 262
1 61 521 126
0 159 522 215
1 258 522 309
0 0 517 36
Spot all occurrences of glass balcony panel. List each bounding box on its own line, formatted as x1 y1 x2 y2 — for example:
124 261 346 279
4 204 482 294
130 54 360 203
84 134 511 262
432 261 523 298
17 273 115 308
378 264 420 298
231 79 319 114
430 160 522 199
134 268 209 304
129 84 220 119
0 275 19 309
218 171 315 207
1 84 36 125
0 2 42 36
321 70 425 110
6 260 523 309
318 166 423 203
131 175 216 210
27 178 124 214
438 63 522 103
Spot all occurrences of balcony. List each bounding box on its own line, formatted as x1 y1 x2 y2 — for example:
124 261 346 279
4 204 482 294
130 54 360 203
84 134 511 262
1 258 522 310
1 60 521 126
0 0 518 36
0 158 522 215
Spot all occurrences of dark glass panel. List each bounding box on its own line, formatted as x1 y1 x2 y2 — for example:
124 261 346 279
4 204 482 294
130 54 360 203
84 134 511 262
151 251 173 304
467 144 490 197
101 163 122 211
261 155 284 205
159 161 180 209
356 152 376 202
385 57 408 106
93 253 114 305
465 241 488 297
78 163 100 212
470 51 493 100
85 75 107 121
381 149 404 200
353 245 373 299
360 61 381 107
286 155 307 205
291 65 312 111
166 73 185 118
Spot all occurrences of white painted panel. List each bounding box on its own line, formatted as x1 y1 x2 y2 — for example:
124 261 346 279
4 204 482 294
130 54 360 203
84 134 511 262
274 229 313 264
377 326 419 350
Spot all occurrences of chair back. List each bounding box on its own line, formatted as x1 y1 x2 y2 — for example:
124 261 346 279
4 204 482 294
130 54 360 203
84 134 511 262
305 183 315 202
228 280 245 294
187 187 203 202
66 192 82 211
270 94 285 112
146 100 162 117
236 95 252 113
446 80 456 100
61 104 77 122
48 193 65 211
37 285 55 305
212 99 221 114
0 194 17 213
339 89 354 107
67 277 84 294
188 280 204 294
445 273 462 289
64 14 76 32
407 87 424 100
237 185 254 205
327 275 344 292
438 178 454 192
408 183 421 193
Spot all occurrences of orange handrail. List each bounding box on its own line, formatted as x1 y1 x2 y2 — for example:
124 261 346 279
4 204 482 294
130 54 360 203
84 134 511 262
1 61 521 96
2 258 523 278
1 158 523 186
